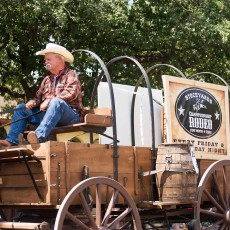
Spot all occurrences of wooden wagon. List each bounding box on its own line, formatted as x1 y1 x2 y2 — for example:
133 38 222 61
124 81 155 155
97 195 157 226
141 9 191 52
0 52 229 230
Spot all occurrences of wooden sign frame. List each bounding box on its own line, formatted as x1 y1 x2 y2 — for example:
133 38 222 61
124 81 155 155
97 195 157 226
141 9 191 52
162 75 229 160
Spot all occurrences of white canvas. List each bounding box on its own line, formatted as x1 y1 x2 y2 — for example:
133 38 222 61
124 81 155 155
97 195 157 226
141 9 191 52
98 82 163 147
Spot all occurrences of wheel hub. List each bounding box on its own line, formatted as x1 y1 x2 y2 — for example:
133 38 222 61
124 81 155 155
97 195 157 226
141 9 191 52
225 209 230 225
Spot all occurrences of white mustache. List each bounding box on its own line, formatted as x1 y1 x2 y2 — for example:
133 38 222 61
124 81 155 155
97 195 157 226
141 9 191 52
45 64 51 69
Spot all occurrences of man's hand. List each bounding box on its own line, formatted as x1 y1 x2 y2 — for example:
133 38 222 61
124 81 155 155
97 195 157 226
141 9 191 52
26 100 36 110
40 99 50 111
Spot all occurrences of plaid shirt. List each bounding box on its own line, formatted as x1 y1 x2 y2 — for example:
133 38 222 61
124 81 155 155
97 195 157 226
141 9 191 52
32 67 83 112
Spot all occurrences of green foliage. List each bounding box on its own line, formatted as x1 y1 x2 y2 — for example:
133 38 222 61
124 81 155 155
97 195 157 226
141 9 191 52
0 0 229 107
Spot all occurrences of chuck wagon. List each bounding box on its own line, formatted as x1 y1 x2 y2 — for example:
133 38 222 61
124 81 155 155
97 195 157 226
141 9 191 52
0 50 229 230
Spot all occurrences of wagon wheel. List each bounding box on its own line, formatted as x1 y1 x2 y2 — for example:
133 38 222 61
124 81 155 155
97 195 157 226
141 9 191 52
54 176 142 230
195 160 230 229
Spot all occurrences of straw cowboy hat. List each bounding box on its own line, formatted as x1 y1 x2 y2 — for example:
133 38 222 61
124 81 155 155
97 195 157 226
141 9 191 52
36 43 74 63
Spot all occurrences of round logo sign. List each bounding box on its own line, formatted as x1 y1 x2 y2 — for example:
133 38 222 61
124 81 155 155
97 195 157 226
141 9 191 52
175 87 222 139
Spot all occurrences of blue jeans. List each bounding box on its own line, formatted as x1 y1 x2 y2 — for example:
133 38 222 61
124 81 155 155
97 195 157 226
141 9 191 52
6 98 81 145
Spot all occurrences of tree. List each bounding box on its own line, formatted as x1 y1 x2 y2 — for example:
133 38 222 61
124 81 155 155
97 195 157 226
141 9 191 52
0 0 229 107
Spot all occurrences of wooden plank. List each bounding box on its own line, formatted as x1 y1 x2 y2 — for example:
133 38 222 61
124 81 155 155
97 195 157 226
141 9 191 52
66 143 145 174
0 159 46 175
50 124 86 134
0 147 34 160
0 174 46 187
26 143 49 158
134 147 153 202
0 178 59 204
66 142 114 173
84 107 112 116
0 188 46 203
50 115 111 134
50 124 107 135
50 188 67 204
0 221 49 229
84 114 112 126
0 172 65 189
45 142 66 204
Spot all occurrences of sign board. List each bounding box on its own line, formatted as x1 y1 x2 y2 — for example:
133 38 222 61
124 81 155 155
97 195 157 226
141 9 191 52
98 82 163 147
163 75 229 160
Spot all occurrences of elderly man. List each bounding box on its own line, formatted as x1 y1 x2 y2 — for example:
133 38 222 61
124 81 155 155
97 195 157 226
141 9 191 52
0 43 83 146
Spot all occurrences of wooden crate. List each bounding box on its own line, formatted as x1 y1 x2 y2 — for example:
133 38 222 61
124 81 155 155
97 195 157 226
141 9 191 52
0 141 153 206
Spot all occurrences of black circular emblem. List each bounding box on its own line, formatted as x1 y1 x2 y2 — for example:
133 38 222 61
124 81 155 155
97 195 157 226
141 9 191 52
175 87 222 139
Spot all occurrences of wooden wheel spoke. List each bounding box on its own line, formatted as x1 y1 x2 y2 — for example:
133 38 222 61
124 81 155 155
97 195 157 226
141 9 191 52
101 189 119 226
107 207 132 229
96 183 102 226
223 165 229 208
200 208 224 218
66 211 90 230
119 222 131 229
79 191 98 229
212 171 227 209
204 188 225 213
